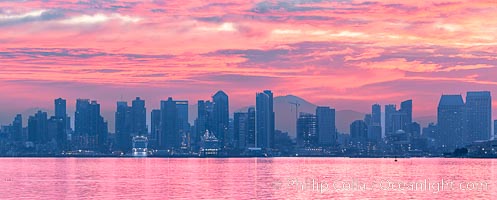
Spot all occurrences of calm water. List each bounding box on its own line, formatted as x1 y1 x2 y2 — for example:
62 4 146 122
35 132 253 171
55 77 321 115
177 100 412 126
1 158 496 199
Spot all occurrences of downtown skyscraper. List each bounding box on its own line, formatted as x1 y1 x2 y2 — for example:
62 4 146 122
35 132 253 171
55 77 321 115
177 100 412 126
256 90 275 149
212 91 229 147
465 91 492 142
74 99 108 151
437 95 465 149
316 106 336 146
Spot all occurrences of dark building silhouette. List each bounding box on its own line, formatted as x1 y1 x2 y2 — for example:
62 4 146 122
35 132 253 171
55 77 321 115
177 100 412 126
132 97 147 135
160 97 179 149
400 100 413 131
28 111 48 144
55 98 66 118
297 112 317 148
256 90 275 149
174 100 189 148
369 104 382 142
234 107 256 150
195 100 213 150
115 101 132 152
212 91 229 147
437 95 465 150
150 109 161 146
316 106 336 146
74 99 107 150
9 114 23 141
48 116 67 150
385 104 396 135
465 91 491 142
350 120 368 142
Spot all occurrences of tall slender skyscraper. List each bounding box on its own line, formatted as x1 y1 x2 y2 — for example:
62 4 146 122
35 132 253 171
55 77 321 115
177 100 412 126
316 106 336 146
466 91 492 142
256 90 275 149
115 101 132 152
150 109 161 144
297 113 318 147
131 97 147 135
212 91 229 147
400 99 413 131
54 98 66 118
437 94 465 150
369 104 382 142
385 104 396 135
160 97 178 149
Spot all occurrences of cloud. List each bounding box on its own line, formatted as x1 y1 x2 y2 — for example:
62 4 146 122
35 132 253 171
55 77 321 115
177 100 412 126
60 13 141 25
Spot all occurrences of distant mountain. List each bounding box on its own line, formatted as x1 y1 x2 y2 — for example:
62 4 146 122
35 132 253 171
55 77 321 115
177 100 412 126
273 95 366 138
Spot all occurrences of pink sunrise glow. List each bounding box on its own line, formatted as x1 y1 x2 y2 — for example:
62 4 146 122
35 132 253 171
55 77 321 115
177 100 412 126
1 0 497 126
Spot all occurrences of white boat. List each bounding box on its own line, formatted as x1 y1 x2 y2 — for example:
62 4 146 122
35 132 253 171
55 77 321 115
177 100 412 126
132 136 148 157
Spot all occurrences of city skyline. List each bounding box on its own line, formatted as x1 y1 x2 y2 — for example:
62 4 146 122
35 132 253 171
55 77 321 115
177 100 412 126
1 0 497 127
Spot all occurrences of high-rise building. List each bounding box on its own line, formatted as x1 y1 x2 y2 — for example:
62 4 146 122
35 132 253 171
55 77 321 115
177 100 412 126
494 120 497 140
385 104 396 135
372 104 381 125
150 109 161 144
437 94 465 150
465 91 492 142
316 106 336 146
400 99 413 131
48 116 67 150
160 97 179 149
54 98 66 118
256 90 275 149
234 112 249 150
297 113 317 148
212 91 229 147
194 100 213 149
131 97 147 135
74 99 107 150
28 111 48 144
174 100 189 148
10 114 23 141
115 101 132 152
350 120 368 142
369 104 382 142
233 107 256 150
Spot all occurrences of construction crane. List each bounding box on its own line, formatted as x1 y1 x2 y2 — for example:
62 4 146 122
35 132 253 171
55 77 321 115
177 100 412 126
288 101 300 120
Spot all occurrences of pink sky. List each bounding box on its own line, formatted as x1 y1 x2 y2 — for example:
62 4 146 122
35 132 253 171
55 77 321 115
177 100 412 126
1 0 497 127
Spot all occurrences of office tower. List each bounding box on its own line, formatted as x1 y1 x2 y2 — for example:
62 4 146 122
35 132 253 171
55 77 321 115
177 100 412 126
10 114 23 141
466 91 492 142
174 100 189 147
437 94 465 149
132 97 147 135
246 107 256 148
369 104 382 142
234 112 249 150
54 98 69 145
212 91 229 147
364 114 372 126
160 97 178 149
256 90 275 149
297 113 318 148
195 100 214 149
316 106 336 146
350 120 368 142
48 116 67 150
372 104 381 125
232 107 256 150
27 111 48 144
54 98 66 118
115 101 132 152
494 120 497 139
150 109 161 143
75 99 107 150
385 104 396 135
400 100 413 131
